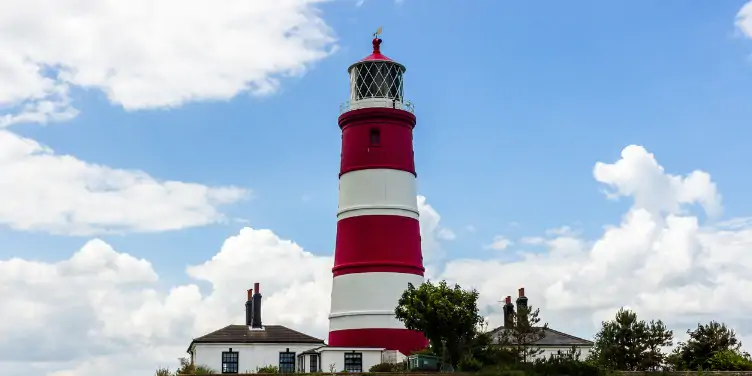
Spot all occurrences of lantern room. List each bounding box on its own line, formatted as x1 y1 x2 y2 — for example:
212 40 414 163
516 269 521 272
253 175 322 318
340 36 413 114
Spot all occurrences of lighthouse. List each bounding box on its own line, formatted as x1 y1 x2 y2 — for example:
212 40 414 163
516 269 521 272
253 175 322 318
328 32 428 356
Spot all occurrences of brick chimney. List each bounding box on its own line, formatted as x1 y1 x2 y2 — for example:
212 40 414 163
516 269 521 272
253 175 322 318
251 282 263 329
516 287 528 326
503 295 515 327
245 288 253 326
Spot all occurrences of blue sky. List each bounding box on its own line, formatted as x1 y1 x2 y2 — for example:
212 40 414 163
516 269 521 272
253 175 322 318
3 1 752 373
6 0 751 271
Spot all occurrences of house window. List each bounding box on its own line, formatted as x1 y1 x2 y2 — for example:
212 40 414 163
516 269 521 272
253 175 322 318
221 349 239 374
370 128 381 146
344 352 363 372
279 350 296 373
310 355 318 373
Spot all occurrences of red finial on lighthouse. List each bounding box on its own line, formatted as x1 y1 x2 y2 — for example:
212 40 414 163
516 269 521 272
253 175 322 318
360 26 393 62
372 37 382 54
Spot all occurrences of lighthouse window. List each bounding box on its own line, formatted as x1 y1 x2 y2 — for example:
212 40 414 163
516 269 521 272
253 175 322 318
370 128 381 146
353 62 403 101
344 352 363 372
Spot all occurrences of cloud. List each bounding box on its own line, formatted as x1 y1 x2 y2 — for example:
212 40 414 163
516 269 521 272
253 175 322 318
0 195 447 376
485 236 513 251
3 145 752 375
441 146 751 337
0 130 248 235
0 0 337 126
737 1 752 39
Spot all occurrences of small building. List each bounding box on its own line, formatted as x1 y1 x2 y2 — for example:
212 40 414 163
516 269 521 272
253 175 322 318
488 326 595 361
187 283 386 373
489 289 594 362
407 354 440 371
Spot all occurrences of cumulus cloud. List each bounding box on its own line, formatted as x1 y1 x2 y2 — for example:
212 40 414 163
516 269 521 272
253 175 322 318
0 195 447 376
0 0 337 126
441 146 752 338
3 145 752 375
0 130 248 235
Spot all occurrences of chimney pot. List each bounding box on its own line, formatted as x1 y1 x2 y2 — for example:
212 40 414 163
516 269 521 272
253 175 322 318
254 282 260 294
247 289 253 301
505 296 511 304
518 287 525 297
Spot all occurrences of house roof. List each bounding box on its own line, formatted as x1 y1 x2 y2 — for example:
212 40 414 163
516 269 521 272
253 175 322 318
488 326 594 347
188 325 325 352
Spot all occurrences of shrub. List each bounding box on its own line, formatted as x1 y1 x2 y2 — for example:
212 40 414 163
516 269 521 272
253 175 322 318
154 367 171 376
256 365 280 373
458 356 483 372
707 350 752 371
370 362 400 372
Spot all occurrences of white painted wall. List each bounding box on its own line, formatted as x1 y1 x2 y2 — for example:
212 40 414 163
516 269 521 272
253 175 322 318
319 348 384 373
191 342 321 373
338 169 418 220
329 272 423 331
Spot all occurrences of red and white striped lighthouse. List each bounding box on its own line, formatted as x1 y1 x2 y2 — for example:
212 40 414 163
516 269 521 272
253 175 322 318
328 32 428 355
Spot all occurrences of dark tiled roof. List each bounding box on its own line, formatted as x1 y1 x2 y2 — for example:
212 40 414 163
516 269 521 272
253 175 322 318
488 326 594 346
189 325 325 349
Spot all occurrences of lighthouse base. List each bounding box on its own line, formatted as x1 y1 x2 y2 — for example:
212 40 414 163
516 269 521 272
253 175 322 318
328 328 428 356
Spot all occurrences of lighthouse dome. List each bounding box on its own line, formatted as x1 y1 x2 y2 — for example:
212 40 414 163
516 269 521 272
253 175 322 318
341 36 413 114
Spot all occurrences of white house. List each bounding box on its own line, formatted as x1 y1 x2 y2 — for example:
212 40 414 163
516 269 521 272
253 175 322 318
489 288 594 361
488 325 594 361
187 283 387 373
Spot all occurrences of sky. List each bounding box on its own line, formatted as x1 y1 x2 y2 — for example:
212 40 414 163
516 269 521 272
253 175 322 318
2 0 752 374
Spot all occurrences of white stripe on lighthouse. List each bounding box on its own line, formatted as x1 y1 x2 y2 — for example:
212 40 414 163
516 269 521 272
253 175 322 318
328 272 424 331
337 169 418 220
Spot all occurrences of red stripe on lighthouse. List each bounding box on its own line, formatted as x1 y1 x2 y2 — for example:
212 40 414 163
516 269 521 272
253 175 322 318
339 107 417 176
328 328 428 356
333 215 423 277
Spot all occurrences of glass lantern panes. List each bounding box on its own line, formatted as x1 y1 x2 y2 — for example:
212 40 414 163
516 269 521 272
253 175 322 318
350 61 404 102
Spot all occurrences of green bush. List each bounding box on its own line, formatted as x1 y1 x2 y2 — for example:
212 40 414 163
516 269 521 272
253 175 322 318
707 349 752 371
154 367 171 376
458 355 483 372
256 365 280 373
369 362 407 372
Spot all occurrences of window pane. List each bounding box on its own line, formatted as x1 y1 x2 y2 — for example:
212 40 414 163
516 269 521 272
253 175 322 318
221 351 239 374
343 353 362 372
279 352 296 373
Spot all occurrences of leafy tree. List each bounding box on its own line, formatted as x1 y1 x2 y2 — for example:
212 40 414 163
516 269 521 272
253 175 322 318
495 301 548 362
588 308 673 370
668 321 749 371
394 280 485 368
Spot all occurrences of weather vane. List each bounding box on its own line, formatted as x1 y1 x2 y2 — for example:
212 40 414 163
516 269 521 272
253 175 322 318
373 26 382 39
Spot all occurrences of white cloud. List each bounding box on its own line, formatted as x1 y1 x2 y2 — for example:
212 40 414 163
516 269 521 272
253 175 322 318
737 1 752 39
0 195 448 376
4 145 752 375
485 236 513 251
0 130 248 235
0 0 337 126
441 146 751 337
593 145 722 218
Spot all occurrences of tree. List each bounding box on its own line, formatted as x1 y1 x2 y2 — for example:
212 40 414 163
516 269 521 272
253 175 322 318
588 308 673 371
667 321 749 371
495 302 548 362
394 280 485 368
